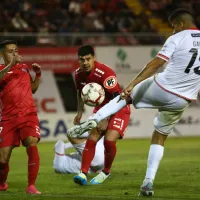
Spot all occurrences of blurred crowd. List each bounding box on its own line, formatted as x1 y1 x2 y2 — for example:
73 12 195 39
0 0 200 46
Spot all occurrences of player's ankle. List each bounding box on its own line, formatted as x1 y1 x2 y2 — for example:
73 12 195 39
102 170 110 175
81 171 87 176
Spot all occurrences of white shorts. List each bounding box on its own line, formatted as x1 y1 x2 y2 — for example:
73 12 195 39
130 77 190 134
54 138 104 174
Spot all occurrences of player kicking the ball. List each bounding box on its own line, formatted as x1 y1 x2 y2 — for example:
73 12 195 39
68 9 200 195
0 40 41 194
69 45 130 185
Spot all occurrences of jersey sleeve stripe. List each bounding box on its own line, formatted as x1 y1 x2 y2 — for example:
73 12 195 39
157 53 169 61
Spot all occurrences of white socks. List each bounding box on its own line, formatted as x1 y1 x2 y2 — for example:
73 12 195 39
89 95 127 123
144 144 164 184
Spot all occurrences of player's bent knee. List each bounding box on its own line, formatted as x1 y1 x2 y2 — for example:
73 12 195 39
151 129 168 146
23 136 39 147
0 152 11 163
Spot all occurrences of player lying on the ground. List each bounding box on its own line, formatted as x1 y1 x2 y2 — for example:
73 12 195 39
53 131 104 174
0 40 42 194
68 9 200 196
71 45 131 185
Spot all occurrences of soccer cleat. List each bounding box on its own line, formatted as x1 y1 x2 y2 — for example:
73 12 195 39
0 183 8 191
138 182 154 196
54 140 65 155
67 120 98 138
74 172 87 185
26 185 41 194
90 171 110 185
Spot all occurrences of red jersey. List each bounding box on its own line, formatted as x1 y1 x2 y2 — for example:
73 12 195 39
75 61 128 112
0 63 37 121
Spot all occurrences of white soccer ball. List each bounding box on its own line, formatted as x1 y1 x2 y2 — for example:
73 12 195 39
81 83 105 107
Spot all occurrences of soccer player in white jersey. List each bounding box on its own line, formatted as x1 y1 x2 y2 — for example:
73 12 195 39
67 9 200 196
53 132 104 174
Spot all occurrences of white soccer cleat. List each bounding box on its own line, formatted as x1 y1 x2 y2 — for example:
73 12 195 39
90 171 110 185
67 120 98 138
54 140 65 155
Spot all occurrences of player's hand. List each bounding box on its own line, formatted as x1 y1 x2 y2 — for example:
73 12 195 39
118 83 134 102
73 113 82 125
32 63 41 74
96 118 109 133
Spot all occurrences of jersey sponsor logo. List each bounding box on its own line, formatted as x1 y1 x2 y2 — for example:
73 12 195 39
103 76 117 89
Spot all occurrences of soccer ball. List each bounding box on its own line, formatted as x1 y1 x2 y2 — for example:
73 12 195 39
81 83 105 107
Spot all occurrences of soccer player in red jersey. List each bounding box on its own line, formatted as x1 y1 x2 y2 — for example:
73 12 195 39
0 40 41 194
68 45 131 185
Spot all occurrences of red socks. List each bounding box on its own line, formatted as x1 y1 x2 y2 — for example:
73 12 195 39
81 140 97 174
0 163 9 185
26 146 40 186
103 140 117 174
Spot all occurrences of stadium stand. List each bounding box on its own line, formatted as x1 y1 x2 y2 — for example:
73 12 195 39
0 0 199 46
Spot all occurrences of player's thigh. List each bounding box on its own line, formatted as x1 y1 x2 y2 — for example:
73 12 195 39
154 109 185 135
130 77 155 108
0 122 20 149
19 122 41 147
105 108 130 140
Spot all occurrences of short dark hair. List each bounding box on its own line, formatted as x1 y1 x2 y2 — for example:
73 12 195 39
168 8 194 24
78 45 95 57
0 40 17 51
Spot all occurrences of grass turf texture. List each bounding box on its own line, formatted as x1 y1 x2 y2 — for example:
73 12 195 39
0 137 200 200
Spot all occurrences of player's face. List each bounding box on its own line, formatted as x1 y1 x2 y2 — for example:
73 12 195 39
171 21 184 34
78 54 95 72
2 44 19 65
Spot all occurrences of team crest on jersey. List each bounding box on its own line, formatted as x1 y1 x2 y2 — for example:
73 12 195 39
103 76 117 89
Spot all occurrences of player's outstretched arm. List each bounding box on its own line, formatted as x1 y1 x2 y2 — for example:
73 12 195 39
31 63 41 94
123 57 166 98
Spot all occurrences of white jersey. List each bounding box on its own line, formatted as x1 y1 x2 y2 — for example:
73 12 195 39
156 28 200 101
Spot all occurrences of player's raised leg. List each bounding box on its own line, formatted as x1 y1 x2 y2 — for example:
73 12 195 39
0 146 14 191
67 96 129 138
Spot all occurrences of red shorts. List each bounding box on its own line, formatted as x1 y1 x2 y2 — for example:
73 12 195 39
93 105 131 138
107 105 130 138
0 115 40 148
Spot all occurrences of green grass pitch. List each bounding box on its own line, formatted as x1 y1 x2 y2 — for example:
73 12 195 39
1 137 200 200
